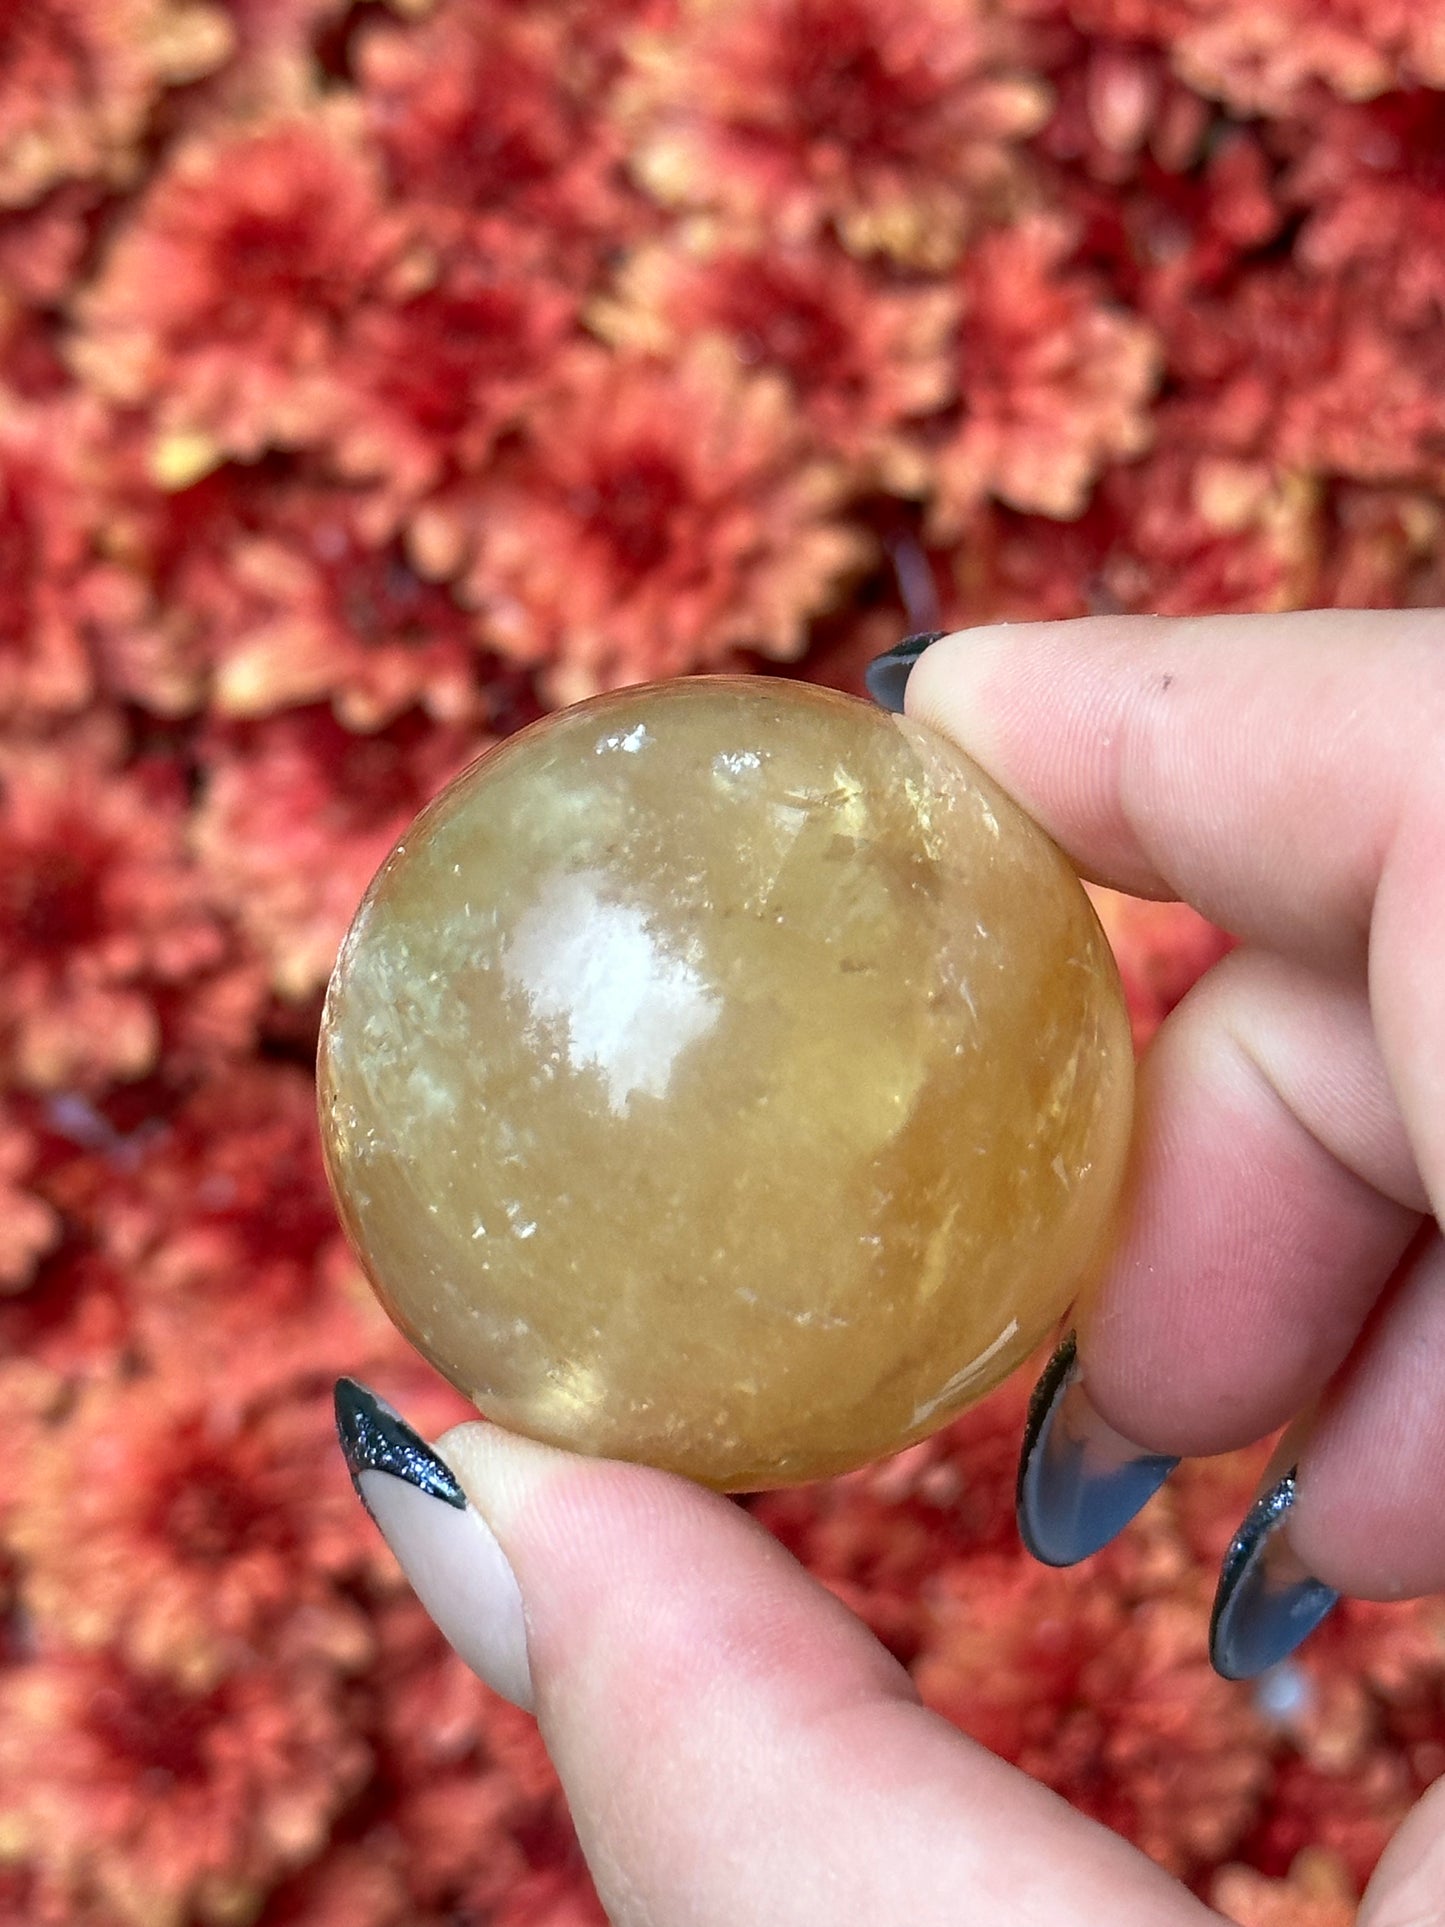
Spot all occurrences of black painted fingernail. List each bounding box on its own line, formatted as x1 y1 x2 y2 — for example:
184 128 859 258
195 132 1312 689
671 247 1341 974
1016 1333 1179 1566
334 1376 466 1511
864 630 948 712
1210 1469 1338 1681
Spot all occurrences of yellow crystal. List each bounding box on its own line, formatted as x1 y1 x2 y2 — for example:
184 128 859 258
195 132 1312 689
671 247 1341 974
319 677 1133 1490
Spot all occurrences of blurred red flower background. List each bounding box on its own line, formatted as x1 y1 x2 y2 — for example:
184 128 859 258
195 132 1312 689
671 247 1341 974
1 0 1443 1921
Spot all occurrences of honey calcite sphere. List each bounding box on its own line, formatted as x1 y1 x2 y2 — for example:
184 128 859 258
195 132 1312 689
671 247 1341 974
319 677 1133 1490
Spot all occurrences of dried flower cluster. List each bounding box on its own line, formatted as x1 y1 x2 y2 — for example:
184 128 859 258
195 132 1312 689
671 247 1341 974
1 0 1443 1920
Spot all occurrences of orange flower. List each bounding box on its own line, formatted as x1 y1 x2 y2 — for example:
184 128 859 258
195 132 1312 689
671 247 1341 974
591 233 958 481
623 0 1048 265
0 0 1441 1906
0 1649 368 1927
442 342 870 698
940 437 1320 660
1247 1727 1415 1900
5 1373 382 1689
72 111 397 474
929 214 1159 533
192 708 487 998
0 0 231 208
0 719 231 1090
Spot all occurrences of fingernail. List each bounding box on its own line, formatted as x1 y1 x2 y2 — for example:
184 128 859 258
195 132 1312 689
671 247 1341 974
335 1378 535 1710
1016 1333 1179 1566
1210 1468 1339 1681
864 630 948 712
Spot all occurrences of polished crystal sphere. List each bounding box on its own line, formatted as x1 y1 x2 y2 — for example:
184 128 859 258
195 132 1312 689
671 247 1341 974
319 677 1133 1490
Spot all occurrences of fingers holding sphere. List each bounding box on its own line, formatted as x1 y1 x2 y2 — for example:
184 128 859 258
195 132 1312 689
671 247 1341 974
1074 947 1421 1459
435 1424 1217 1927
1291 1230 1445 1601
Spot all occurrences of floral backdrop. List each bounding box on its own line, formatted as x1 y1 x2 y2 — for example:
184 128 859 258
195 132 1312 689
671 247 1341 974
2 0 1444 1922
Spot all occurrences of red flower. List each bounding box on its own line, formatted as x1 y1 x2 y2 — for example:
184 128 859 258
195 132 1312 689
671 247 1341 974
0 720 230 1091
443 342 870 698
85 454 290 719
72 111 397 474
192 707 487 997
0 0 231 209
1019 0 1445 116
1163 265 1445 489
97 455 493 729
324 221 578 522
1320 485 1445 609
183 475 490 729
0 1103 59 1293
357 1595 559 1916
246 1848 408 1927
0 1649 368 1926
0 400 112 720
0 185 99 311
1211 1857 1356 1927
1287 90 1445 330
1061 123 1284 322
1171 0 1445 117
178 0 354 115
21 1063 475 1418
5 1372 383 1689
623 0 1048 265
0 1241 134 1403
257 1589 609 1925
1086 890 1233 1050
59 1062 381 1390
592 234 958 481
916 1550 1266 1876
1030 29 1213 184
929 214 1159 533
356 1 628 265
1093 443 1323 617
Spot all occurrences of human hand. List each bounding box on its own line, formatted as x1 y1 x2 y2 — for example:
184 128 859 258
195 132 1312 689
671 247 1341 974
337 610 1445 1924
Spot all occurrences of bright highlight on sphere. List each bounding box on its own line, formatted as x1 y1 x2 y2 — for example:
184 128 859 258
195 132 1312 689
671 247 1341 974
319 677 1133 1490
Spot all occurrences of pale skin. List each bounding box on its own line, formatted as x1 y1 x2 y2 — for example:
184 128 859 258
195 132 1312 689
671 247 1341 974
433 612 1445 1925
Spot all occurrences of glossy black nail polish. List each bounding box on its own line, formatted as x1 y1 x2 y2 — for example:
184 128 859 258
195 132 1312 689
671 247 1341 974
864 630 947 713
335 1377 466 1511
1016 1333 1179 1566
1210 1469 1339 1681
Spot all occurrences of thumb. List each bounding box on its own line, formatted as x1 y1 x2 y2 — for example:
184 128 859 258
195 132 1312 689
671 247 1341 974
337 1380 1219 1927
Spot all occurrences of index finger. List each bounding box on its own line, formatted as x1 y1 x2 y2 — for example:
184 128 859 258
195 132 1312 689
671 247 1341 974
904 609 1445 971
904 610 1445 1219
